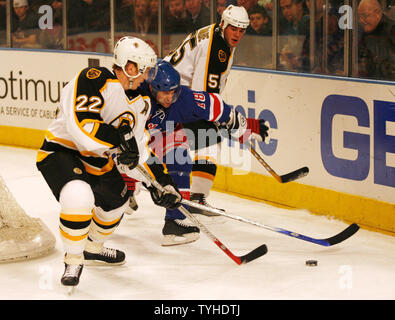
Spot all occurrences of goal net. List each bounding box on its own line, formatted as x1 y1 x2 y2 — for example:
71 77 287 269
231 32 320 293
0 175 55 263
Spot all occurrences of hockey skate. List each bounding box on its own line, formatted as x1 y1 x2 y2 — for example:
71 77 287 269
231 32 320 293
162 219 200 246
83 240 126 266
61 253 84 294
189 193 224 216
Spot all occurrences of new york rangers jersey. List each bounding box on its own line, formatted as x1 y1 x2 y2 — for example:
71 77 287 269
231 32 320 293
137 82 232 137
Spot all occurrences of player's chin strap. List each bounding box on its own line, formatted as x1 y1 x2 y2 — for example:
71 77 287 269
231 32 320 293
122 67 142 90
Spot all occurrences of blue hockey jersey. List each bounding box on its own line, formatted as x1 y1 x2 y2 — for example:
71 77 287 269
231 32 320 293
137 81 232 136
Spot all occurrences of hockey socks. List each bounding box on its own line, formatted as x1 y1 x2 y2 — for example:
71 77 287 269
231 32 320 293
190 156 217 196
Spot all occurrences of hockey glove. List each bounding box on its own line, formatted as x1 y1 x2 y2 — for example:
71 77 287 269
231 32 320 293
243 118 269 143
224 110 269 144
145 174 182 210
117 124 139 169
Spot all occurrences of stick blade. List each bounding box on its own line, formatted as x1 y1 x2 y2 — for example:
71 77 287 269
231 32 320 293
239 244 268 264
280 167 309 183
323 223 360 246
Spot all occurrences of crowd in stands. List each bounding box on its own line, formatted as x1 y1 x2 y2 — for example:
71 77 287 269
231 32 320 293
0 0 393 80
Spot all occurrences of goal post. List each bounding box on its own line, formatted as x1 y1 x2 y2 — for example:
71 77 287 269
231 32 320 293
0 175 56 263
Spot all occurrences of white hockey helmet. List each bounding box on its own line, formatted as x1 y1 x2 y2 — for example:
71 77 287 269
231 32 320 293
220 5 250 30
113 36 157 79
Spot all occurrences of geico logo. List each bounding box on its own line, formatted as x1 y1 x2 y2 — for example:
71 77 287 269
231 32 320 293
321 94 395 188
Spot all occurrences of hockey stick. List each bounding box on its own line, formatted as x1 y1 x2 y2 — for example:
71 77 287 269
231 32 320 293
230 132 309 183
182 199 360 247
248 144 309 183
136 164 268 265
250 147 309 183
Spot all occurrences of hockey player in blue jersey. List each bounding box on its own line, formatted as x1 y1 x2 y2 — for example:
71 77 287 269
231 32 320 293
125 60 269 246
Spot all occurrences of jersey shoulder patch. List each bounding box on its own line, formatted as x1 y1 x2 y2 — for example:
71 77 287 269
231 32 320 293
77 67 117 96
80 67 116 85
197 24 214 42
86 68 102 79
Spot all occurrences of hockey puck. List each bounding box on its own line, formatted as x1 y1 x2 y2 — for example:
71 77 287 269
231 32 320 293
305 260 318 266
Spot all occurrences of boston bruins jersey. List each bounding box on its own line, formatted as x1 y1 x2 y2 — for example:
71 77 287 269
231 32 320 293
37 67 151 176
164 23 233 94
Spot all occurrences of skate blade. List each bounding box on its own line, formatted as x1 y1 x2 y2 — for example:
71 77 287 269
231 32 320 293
84 259 126 266
161 233 200 246
124 207 136 215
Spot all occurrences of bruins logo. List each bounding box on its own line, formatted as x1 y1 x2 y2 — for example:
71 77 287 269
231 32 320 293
218 50 227 63
111 112 136 130
86 68 102 79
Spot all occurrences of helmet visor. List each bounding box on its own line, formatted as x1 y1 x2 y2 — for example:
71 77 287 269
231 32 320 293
147 65 158 83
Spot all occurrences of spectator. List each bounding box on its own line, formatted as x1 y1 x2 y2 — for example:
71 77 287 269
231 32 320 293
68 0 109 34
216 0 227 22
185 0 210 32
83 0 110 31
116 0 156 35
165 0 189 33
246 4 272 35
31 0 62 22
383 0 394 19
132 0 156 35
237 0 258 11
115 0 134 31
259 0 273 13
12 0 41 48
31 0 63 49
279 0 309 35
300 0 344 74
358 0 394 80
276 0 309 71
149 0 159 33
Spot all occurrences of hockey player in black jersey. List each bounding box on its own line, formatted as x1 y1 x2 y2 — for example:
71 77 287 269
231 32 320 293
36 36 182 290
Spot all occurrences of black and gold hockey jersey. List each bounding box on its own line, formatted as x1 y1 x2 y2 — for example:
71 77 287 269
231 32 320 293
37 67 151 176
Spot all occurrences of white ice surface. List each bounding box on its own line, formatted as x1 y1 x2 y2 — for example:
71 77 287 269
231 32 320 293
0 145 394 300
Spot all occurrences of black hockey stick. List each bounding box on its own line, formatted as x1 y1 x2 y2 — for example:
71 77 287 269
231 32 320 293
136 165 268 265
228 134 309 183
248 145 309 183
182 199 360 247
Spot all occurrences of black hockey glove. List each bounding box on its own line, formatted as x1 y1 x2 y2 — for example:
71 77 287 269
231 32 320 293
117 124 139 169
145 174 182 210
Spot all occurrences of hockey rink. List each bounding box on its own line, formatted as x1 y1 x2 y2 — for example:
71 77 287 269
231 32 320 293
0 144 394 301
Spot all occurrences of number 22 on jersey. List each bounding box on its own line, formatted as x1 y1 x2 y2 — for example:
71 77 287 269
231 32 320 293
75 95 103 113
